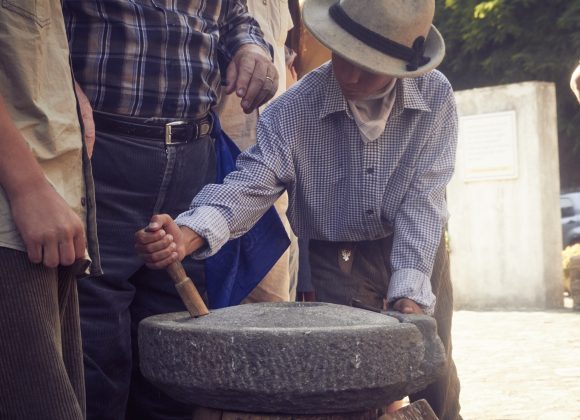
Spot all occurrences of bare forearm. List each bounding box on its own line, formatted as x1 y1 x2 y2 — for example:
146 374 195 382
0 94 50 199
0 93 87 267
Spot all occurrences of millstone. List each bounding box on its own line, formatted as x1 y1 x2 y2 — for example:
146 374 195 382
139 302 445 414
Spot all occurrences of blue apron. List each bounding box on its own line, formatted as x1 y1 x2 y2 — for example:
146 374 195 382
204 116 290 308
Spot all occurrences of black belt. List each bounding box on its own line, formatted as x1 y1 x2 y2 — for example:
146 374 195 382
93 111 213 144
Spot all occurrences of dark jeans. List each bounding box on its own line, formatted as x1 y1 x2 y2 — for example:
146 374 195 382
309 233 462 420
0 248 85 420
80 129 215 420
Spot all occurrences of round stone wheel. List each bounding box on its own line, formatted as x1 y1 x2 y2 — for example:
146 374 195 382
139 302 445 414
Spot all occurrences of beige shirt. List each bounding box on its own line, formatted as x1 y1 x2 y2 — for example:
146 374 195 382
218 0 293 149
248 0 294 100
0 0 100 274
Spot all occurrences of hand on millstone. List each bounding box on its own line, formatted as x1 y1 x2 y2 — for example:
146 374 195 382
392 298 424 315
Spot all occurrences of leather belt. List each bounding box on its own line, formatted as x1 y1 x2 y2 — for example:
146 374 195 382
93 111 213 144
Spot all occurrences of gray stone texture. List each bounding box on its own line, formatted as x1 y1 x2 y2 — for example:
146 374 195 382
139 302 446 414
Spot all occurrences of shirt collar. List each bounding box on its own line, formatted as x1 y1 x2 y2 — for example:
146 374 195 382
319 65 351 120
320 66 432 120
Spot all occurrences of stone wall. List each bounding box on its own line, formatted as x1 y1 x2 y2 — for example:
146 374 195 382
448 82 563 309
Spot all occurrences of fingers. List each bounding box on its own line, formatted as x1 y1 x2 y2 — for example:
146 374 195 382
135 230 172 253
26 242 43 265
27 228 86 268
247 68 277 113
241 63 278 113
73 232 87 261
392 298 424 315
135 214 181 269
58 240 76 267
143 253 179 270
139 241 178 268
228 45 278 113
240 60 270 113
225 58 239 96
42 241 60 268
232 52 256 100
134 230 178 270
146 213 174 232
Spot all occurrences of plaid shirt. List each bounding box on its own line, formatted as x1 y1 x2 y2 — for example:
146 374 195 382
64 0 269 118
177 62 458 313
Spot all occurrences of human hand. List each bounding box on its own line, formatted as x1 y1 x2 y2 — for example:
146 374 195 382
74 81 95 158
392 298 425 315
10 185 86 268
135 214 205 269
225 44 278 114
570 64 580 104
286 64 298 89
285 47 298 88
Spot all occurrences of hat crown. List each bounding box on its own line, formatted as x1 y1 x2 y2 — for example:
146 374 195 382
339 0 434 49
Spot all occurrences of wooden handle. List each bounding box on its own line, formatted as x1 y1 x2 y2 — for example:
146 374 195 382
166 261 209 318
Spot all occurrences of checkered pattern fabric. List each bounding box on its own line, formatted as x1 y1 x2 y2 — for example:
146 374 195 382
177 62 458 311
64 0 269 119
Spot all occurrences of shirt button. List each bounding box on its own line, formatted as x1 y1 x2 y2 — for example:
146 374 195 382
81 197 86 207
262 0 267 4
366 209 374 215
366 167 374 174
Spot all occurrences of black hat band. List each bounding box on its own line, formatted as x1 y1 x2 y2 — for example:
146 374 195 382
328 2 431 71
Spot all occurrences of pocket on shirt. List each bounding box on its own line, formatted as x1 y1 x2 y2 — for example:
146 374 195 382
1 0 50 27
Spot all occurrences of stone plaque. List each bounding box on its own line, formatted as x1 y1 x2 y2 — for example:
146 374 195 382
460 110 518 182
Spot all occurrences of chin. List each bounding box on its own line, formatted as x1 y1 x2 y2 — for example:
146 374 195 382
343 91 363 100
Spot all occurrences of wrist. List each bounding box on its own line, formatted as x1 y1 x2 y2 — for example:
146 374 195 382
235 42 271 60
181 226 206 256
4 172 52 202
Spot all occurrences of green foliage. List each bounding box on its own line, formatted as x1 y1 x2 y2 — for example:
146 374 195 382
434 0 580 188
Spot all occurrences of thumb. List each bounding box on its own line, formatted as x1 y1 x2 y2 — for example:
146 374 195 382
147 213 173 232
224 60 238 95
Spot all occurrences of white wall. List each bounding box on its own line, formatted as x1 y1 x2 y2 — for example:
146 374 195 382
448 82 563 309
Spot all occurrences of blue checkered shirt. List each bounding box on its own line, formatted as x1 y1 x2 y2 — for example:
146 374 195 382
64 0 269 118
177 62 458 313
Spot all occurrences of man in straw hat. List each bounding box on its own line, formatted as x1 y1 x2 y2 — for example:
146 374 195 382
136 0 461 418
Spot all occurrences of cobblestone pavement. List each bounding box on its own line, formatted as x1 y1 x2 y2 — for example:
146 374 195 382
452 308 580 420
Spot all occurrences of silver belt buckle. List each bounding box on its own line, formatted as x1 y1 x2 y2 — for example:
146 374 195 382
165 120 189 145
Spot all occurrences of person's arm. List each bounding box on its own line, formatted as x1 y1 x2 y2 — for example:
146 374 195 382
389 87 458 316
0 94 86 267
135 109 295 269
218 1 278 113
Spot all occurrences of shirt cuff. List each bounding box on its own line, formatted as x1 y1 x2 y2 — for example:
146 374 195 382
387 268 436 316
175 206 231 259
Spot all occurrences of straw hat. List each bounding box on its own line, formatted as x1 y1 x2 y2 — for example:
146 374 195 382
303 0 445 77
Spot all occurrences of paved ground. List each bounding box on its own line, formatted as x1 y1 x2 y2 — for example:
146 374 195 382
452 307 580 420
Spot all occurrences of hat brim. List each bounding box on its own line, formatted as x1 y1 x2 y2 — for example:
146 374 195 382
303 0 445 78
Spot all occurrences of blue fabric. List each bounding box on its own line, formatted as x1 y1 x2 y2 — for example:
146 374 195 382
205 116 290 309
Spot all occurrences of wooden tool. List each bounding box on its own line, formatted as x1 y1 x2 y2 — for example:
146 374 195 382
166 261 209 318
